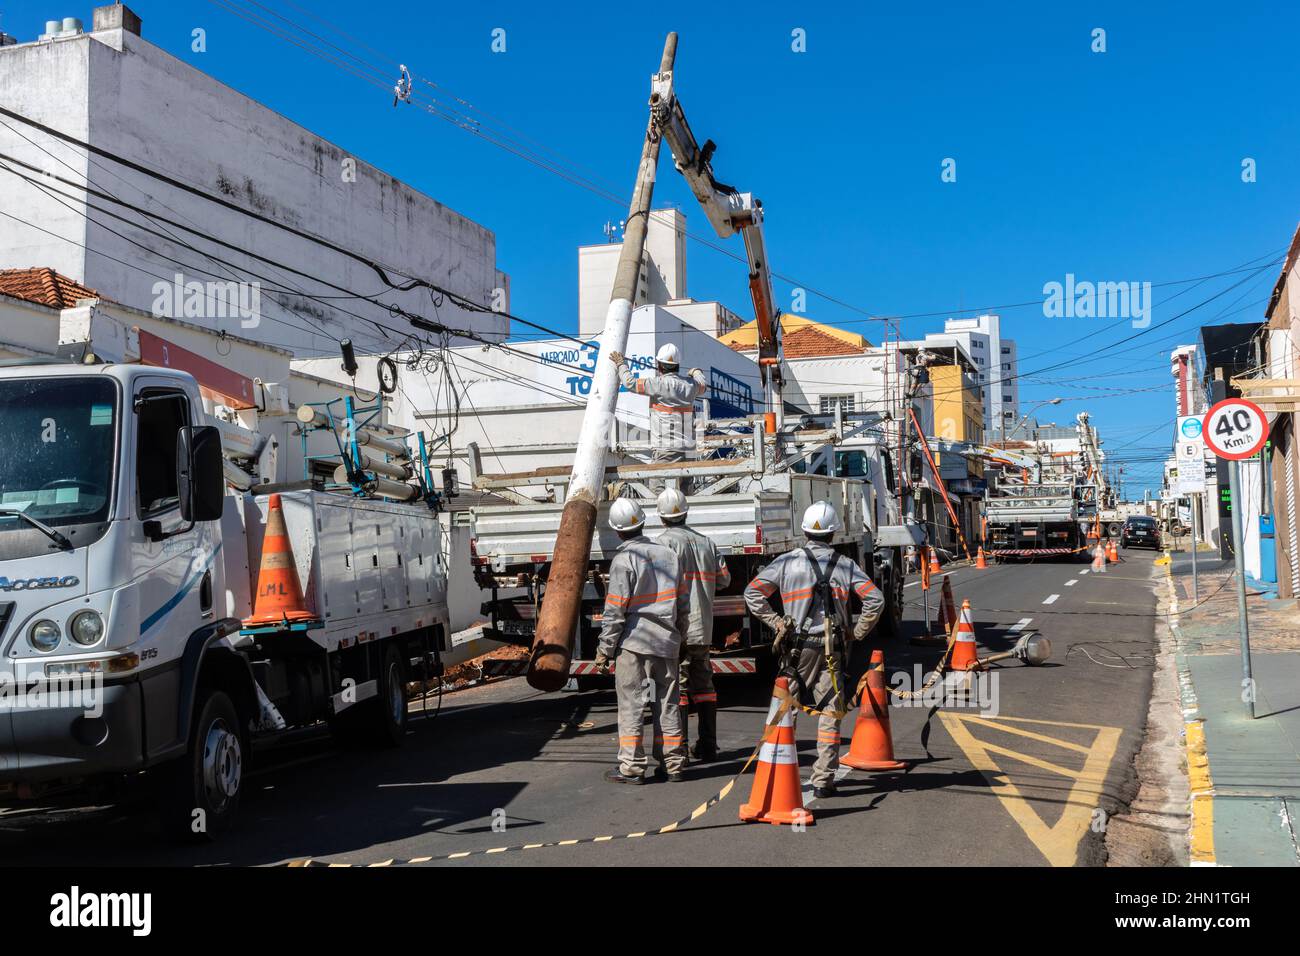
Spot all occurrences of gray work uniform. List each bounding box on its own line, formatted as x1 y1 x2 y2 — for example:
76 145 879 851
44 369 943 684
598 536 689 777
657 524 731 707
618 363 707 491
744 541 886 787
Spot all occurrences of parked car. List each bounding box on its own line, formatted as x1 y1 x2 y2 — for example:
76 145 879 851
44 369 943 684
1121 515 1162 550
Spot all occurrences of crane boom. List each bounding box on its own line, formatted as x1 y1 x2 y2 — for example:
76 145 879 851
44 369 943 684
650 72 783 402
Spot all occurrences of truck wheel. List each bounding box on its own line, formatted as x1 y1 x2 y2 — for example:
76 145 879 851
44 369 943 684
330 645 409 748
160 688 244 843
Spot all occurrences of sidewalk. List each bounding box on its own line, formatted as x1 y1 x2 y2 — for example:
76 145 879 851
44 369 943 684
1163 547 1300 866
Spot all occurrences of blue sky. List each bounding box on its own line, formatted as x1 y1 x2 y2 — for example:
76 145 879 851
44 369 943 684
5 0 1297 493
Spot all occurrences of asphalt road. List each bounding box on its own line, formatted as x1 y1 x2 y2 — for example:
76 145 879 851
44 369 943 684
0 550 1160 867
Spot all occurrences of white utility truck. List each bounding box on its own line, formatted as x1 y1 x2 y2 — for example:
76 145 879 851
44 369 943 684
468 411 923 681
0 319 450 840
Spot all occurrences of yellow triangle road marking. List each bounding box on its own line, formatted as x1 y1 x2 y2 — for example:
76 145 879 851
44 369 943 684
939 712 1122 867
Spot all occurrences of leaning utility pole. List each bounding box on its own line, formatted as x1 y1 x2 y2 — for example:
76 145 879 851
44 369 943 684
527 33 678 691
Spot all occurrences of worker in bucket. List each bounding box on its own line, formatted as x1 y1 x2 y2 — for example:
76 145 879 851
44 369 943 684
655 487 730 762
743 501 886 798
608 343 707 492
594 498 690 784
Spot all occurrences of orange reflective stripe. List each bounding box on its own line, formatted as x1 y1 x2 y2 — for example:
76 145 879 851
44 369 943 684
625 588 678 607
749 579 777 595
650 403 692 413
605 593 629 607
683 571 718 581
854 581 877 596
693 692 718 703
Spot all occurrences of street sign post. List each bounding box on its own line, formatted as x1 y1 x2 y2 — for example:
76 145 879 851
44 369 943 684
1176 414 1206 601
1203 398 1268 719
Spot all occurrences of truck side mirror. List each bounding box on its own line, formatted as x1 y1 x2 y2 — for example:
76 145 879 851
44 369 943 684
178 425 225 523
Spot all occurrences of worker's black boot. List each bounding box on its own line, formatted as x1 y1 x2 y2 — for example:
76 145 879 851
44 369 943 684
690 703 719 761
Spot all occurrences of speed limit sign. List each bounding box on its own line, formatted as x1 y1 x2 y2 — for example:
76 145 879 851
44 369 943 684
1203 398 1269 460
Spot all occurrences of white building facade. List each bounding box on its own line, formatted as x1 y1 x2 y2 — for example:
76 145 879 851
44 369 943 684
0 5 509 359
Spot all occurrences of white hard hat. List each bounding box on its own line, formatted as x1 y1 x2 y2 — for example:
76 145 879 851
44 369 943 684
656 487 689 521
608 498 646 532
801 500 841 535
655 343 681 366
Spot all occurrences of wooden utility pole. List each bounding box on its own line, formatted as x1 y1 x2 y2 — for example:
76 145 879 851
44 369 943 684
526 33 678 691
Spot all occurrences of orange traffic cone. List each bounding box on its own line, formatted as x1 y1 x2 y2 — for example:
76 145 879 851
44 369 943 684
949 599 980 671
245 494 316 626
1108 539 1119 563
929 548 943 574
976 547 988 570
1092 543 1106 573
842 650 908 771
739 677 813 826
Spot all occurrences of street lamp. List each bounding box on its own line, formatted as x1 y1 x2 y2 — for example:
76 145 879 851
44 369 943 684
1005 397 1062 441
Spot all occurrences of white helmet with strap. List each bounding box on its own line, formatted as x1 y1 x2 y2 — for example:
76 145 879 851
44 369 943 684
656 487 689 521
655 343 681 367
801 500 841 535
608 498 646 532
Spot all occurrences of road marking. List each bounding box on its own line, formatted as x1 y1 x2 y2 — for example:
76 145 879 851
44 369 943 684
1042 594 1060 605
1008 617 1033 633
939 713 1123 867
1065 579 1078 587
1079 570 1089 575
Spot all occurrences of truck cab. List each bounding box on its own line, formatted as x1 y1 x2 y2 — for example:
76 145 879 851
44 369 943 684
0 360 238 827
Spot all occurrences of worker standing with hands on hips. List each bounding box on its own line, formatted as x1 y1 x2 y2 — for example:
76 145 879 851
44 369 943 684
595 499 690 784
744 501 885 798
608 343 707 492
655 487 730 762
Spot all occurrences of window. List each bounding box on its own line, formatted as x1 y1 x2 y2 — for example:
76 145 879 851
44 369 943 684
819 394 855 415
136 390 188 517
1003 394 1012 402
1001 347 1010 355
1002 363 1010 370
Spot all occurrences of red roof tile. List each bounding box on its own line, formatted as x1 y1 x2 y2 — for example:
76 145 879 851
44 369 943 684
781 325 865 358
0 267 98 309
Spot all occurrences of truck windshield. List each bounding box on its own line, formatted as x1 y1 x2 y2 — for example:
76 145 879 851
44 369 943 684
0 376 117 529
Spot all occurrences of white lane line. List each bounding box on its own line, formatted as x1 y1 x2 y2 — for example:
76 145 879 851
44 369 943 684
1065 579 1078 587
1042 594 1060 605
1008 617 1033 633
1079 569 1089 575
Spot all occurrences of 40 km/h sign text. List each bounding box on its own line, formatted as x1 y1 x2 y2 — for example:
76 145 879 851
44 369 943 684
1203 398 1269 461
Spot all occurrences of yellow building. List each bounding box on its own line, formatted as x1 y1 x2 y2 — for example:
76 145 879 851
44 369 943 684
930 364 984 477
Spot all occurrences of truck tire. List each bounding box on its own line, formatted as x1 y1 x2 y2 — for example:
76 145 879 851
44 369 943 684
330 644 409 748
160 688 244 843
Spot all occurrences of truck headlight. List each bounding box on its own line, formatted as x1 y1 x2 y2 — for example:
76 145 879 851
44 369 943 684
68 609 105 647
29 619 61 652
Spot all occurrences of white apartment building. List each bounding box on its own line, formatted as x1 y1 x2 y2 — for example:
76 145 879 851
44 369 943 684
931 314 1019 433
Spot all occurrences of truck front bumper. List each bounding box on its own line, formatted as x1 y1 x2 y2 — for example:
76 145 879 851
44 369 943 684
0 680 145 787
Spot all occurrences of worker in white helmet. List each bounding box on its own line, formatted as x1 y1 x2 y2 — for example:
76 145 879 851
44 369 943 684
595 497 690 784
608 342 707 492
654 487 731 761
743 500 886 798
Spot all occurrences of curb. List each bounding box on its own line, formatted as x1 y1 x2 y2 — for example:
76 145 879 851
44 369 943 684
1162 558 1217 866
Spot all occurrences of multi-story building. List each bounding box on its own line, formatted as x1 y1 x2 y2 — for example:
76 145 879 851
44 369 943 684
0 4 510 358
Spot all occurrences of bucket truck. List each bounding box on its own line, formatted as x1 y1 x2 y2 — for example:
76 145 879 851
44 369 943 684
0 312 450 840
470 69 926 682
